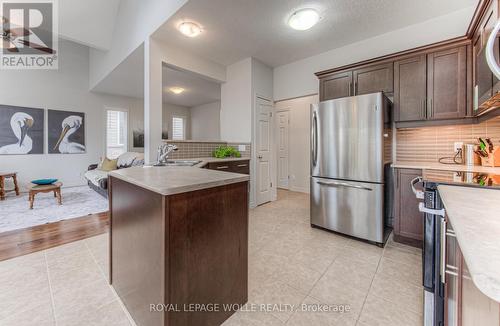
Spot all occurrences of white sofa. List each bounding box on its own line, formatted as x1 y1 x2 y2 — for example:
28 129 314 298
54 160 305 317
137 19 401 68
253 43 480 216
84 152 144 198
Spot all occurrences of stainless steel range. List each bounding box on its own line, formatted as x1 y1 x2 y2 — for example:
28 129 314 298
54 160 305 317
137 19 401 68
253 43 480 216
310 92 393 245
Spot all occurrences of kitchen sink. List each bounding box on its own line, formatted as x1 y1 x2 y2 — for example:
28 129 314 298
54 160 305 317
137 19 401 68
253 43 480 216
163 160 201 166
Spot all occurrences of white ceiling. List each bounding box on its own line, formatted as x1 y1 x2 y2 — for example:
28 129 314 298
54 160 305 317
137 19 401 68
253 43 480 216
153 0 478 67
59 0 120 50
163 65 221 107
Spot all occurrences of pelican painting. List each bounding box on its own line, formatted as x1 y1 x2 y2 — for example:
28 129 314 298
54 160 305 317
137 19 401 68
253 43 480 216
0 105 44 154
48 110 86 154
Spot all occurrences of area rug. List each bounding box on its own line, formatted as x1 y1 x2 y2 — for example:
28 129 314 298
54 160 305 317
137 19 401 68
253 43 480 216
0 186 108 233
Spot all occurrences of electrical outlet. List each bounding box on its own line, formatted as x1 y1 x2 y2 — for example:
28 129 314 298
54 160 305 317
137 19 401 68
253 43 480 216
453 142 463 154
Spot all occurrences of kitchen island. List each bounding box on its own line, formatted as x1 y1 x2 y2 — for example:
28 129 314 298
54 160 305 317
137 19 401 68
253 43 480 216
108 166 250 326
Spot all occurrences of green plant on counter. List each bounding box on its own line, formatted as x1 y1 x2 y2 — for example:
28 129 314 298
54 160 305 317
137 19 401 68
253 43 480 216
212 146 241 158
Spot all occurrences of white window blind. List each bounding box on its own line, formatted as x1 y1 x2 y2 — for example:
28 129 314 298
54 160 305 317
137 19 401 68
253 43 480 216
172 116 185 140
106 110 127 158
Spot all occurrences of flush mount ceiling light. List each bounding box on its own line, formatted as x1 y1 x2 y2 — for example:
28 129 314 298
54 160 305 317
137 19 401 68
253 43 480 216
288 8 320 30
178 21 202 37
169 87 185 94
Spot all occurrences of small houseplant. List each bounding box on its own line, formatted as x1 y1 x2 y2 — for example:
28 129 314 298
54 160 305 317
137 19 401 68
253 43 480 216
212 145 241 158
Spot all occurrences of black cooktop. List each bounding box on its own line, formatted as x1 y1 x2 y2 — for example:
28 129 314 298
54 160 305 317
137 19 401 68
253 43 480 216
422 169 500 189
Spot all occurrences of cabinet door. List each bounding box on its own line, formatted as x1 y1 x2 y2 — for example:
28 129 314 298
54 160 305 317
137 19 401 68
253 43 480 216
394 168 424 245
319 71 352 101
394 55 427 122
461 257 500 326
427 46 467 120
353 62 394 96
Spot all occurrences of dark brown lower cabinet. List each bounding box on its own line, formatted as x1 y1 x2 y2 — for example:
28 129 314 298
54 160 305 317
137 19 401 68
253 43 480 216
445 220 500 326
206 160 250 174
393 168 424 247
109 177 249 326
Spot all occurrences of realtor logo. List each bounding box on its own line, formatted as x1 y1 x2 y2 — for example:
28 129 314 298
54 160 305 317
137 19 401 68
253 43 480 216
0 0 58 69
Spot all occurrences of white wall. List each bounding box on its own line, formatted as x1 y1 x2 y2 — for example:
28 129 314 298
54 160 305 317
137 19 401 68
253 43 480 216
220 57 274 207
273 6 475 101
162 103 191 139
220 58 253 143
0 40 143 191
190 101 220 140
144 38 227 163
275 95 318 193
60 0 120 50
89 0 187 89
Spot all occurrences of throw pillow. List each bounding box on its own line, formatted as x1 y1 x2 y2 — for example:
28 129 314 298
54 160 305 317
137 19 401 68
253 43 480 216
100 158 118 171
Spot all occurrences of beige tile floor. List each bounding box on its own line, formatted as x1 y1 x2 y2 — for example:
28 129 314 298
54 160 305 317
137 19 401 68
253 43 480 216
0 190 423 326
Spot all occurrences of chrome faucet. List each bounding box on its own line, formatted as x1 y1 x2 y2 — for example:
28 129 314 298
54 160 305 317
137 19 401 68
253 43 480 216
154 144 178 166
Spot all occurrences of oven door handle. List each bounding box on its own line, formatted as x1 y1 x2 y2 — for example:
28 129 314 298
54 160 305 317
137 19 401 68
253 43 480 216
418 203 445 217
441 218 447 284
411 176 424 199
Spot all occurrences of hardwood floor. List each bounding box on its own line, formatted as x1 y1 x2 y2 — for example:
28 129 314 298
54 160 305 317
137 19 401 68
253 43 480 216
0 212 109 261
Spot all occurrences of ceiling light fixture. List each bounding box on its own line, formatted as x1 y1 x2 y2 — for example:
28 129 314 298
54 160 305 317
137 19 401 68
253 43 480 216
288 8 320 31
169 87 185 94
178 21 202 37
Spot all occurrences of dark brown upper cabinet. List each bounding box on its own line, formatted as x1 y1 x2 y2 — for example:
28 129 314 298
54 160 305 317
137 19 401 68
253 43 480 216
319 63 393 101
427 46 467 120
472 0 500 115
353 62 394 96
319 71 352 101
394 55 427 122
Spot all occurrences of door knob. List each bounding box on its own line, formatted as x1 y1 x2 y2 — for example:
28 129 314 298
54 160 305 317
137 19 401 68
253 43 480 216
258 155 263 159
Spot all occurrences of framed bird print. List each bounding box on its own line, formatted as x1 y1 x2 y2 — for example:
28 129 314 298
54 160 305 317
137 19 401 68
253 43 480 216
48 109 86 154
0 104 44 155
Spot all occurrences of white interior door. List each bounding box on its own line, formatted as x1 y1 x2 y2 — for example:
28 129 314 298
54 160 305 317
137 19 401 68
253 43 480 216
256 97 273 206
277 110 290 189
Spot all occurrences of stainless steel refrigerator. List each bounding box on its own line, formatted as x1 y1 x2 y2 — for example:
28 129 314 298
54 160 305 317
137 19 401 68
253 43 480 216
310 92 393 245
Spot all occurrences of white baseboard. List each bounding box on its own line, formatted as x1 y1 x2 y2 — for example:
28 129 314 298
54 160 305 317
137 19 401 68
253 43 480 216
290 186 309 194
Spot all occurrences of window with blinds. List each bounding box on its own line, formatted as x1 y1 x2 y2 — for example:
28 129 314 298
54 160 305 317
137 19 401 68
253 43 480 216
106 110 128 159
172 116 185 140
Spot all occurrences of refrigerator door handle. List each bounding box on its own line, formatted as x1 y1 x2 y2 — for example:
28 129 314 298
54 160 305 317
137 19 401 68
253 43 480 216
317 180 373 191
311 110 318 168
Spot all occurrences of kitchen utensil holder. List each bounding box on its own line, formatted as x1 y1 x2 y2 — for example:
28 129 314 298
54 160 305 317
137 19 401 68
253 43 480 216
480 146 500 167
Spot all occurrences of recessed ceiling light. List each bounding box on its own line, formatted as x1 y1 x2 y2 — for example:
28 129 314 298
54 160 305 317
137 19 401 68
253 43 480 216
288 8 320 31
169 87 185 94
178 21 202 37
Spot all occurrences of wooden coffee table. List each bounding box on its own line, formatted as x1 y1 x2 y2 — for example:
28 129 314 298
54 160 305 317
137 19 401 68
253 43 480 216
28 182 63 209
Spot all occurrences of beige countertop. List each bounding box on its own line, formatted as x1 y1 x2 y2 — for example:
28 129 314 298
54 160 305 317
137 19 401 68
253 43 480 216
109 162 250 196
437 185 500 302
392 162 500 174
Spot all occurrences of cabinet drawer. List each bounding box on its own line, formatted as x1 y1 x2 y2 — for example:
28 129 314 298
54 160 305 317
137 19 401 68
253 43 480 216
231 160 250 174
207 162 232 171
206 160 250 174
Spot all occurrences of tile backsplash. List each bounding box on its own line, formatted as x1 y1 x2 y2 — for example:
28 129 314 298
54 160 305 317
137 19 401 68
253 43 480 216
164 141 251 159
396 116 500 163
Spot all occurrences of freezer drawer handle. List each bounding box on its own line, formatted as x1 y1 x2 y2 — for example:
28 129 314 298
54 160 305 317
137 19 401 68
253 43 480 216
410 176 424 199
418 203 445 217
317 181 373 191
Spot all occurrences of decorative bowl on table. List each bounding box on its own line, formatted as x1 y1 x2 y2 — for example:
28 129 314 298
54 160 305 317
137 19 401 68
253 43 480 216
31 179 58 185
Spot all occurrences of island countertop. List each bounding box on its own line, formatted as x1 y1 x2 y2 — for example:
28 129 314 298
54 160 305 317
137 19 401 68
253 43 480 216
109 165 249 196
437 185 500 302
